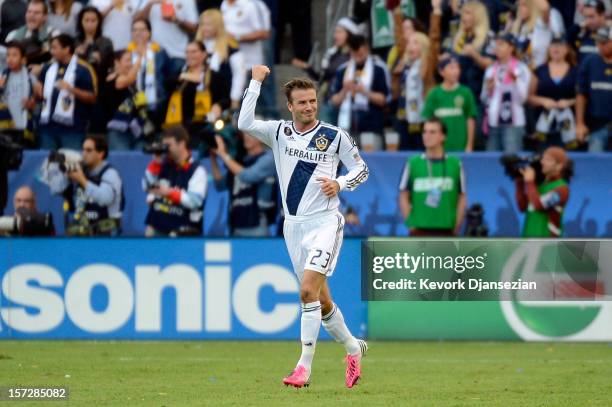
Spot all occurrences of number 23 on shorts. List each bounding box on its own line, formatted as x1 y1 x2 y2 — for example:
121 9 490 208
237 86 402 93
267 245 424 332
308 249 332 270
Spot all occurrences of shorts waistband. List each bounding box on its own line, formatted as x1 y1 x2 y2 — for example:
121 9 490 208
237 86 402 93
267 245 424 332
284 210 340 223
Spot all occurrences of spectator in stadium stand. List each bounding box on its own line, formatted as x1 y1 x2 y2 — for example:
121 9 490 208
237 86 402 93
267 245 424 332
34 33 97 150
163 41 230 130
0 41 36 138
6 0 58 48
209 132 277 236
75 7 114 85
329 34 390 152
422 55 478 152
47 0 82 37
387 14 425 150
126 18 169 131
574 0 612 25
221 0 274 118
528 35 579 151
293 17 361 124
134 0 198 78
91 0 138 51
394 1 442 152
397 32 437 150
398 117 467 237
0 0 27 44
507 0 566 68
571 0 608 63
576 25 612 152
143 125 207 237
515 146 571 237
195 8 245 111
105 49 149 150
75 6 115 134
442 1 495 103
481 33 531 153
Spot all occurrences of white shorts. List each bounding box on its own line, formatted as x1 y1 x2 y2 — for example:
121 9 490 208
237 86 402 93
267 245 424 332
283 212 345 281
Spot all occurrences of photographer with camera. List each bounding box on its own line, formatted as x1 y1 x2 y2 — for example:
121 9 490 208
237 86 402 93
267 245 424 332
46 134 123 236
514 146 571 237
0 186 55 236
209 131 277 236
143 125 208 237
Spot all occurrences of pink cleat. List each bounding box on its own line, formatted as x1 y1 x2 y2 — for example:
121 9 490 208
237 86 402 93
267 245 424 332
282 365 310 388
345 340 368 388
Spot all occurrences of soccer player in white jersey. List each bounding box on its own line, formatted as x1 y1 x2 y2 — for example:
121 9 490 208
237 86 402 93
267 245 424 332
238 65 369 389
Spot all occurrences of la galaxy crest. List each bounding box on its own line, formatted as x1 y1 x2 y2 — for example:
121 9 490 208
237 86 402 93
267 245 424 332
315 134 328 151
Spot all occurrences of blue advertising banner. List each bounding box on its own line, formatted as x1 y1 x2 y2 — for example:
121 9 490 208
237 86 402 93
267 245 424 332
6 152 612 237
0 239 365 339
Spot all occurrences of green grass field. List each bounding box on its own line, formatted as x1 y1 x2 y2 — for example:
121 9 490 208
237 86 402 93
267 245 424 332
1 341 611 406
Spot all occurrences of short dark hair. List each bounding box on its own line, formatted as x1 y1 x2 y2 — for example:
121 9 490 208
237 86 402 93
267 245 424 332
283 77 317 102
583 0 606 14
162 125 190 145
51 33 75 54
28 0 48 14
5 41 26 57
424 117 447 136
348 34 368 52
85 134 109 159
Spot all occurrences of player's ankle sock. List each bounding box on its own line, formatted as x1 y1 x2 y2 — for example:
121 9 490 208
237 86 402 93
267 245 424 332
297 301 322 371
322 303 361 356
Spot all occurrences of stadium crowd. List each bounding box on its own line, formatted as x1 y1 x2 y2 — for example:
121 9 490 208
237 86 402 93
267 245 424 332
0 0 610 237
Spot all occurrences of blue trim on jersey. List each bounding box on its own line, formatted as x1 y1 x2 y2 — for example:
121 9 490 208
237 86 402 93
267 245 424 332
286 160 318 215
306 126 338 153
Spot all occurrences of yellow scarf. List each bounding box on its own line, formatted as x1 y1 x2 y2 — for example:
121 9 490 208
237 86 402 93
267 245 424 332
165 68 212 127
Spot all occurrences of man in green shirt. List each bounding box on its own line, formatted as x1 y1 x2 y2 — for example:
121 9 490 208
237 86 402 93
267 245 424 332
421 56 477 152
398 118 467 236
515 147 571 237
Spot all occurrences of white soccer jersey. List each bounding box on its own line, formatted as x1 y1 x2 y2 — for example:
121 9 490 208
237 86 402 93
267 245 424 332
238 80 369 221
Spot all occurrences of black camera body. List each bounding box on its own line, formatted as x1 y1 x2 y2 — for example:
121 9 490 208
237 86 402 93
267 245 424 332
500 154 544 184
142 142 169 155
464 203 488 237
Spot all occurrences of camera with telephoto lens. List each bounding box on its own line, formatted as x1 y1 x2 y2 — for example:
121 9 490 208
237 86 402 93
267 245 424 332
0 131 24 171
500 154 544 184
47 149 83 173
0 208 55 236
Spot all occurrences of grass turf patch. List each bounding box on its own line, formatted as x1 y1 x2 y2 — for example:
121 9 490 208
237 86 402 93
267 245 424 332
0 341 611 406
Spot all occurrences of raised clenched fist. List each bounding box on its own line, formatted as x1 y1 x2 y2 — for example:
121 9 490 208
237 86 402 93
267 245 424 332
252 65 271 83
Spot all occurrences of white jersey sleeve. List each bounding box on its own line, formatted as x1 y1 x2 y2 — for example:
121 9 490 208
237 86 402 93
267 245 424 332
335 130 369 191
237 79 282 147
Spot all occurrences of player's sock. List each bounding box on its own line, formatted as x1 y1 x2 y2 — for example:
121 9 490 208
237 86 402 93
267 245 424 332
297 301 322 372
322 302 361 356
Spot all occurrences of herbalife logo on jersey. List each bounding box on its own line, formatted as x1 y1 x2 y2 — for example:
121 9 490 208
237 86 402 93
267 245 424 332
284 147 330 162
